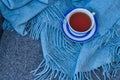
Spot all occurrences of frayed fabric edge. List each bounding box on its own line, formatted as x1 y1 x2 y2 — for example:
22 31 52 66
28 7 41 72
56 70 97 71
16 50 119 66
31 58 120 80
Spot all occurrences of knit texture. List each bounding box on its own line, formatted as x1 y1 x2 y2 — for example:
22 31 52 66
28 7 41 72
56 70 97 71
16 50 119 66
0 14 3 39
0 31 43 80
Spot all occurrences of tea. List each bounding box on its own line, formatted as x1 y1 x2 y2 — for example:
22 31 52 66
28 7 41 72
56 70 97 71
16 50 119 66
69 12 92 32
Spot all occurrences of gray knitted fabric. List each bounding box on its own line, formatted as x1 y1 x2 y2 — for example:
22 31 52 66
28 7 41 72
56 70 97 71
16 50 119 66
0 14 3 39
0 31 43 80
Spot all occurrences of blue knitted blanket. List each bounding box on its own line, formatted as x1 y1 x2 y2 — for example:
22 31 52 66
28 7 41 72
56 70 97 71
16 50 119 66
0 0 120 80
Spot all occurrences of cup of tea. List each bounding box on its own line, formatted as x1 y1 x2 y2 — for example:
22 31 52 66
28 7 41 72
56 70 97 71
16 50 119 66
67 8 95 34
62 8 97 42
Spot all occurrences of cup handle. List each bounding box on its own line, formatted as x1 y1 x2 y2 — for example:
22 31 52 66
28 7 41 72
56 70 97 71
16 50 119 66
92 12 95 16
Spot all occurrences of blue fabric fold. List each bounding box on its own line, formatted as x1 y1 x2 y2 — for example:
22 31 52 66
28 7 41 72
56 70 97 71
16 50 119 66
0 0 48 35
1 0 32 9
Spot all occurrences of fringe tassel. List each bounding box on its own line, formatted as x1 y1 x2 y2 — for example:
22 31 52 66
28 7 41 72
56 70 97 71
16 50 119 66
27 0 67 40
31 58 120 80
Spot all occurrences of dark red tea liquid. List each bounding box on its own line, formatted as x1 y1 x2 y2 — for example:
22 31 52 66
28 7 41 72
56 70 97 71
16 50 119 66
69 12 92 32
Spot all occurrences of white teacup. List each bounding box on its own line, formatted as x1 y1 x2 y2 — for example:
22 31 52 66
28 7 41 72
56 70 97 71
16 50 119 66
66 8 95 34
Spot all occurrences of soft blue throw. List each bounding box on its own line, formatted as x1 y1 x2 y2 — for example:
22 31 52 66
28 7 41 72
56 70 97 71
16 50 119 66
0 0 120 80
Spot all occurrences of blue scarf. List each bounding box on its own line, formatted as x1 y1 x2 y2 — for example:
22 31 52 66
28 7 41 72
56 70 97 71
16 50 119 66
0 0 120 80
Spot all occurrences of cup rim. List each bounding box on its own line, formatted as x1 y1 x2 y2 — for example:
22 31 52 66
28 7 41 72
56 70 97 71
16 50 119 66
67 8 95 34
